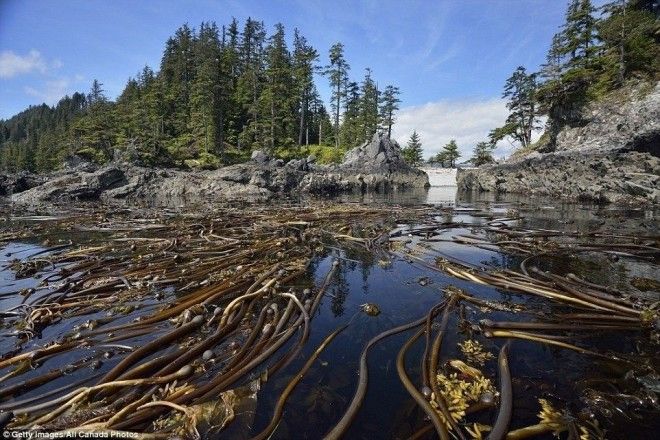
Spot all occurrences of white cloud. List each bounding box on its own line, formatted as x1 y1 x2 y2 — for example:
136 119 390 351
24 79 72 105
392 98 544 161
392 98 507 160
0 50 48 78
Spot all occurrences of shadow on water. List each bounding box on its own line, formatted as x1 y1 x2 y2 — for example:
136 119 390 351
0 189 658 439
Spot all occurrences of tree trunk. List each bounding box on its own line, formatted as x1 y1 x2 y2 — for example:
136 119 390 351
387 110 393 137
298 95 306 145
270 99 275 152
335 86 340 149
619 2 626 84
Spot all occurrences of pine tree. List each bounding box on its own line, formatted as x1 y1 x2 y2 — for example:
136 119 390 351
309 95 334 146
471 141 496 166
324 43 349 148
221 19 241 148
340 81 361 148
560 0 597 66
260 23 296 152
236 18 267 150
0 17 404 171
292 29 318 147
160 24 196 145
88 79 107 105
441 139 460 168
73 80 117 162
496 66 539 149
358 68 379 142
401 130 423 166
188 22 223 163
540 34 566 82
598 0 659 86
379 85 401 138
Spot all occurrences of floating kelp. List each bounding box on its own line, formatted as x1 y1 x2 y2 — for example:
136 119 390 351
0 201 657 439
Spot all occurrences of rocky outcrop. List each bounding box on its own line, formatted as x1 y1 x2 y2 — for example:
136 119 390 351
9 167 128 205
0 173 46 197
9 133 428 206
458 82 660 204
457 152 659 204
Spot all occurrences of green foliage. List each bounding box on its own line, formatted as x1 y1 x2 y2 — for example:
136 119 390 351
496 0 658 155
274 143 345 164
379 85 401 138
324 42 350 148
1 19 402 172
0 93 86 172
491 67 539 150
435 139 461 168
401 130 423 166
359 68 380 141
184 151 221 169
340 81 361 148
303 144 346 164
471 141 496 166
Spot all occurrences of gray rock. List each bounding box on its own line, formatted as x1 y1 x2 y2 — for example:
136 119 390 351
0 173 45 196
458 82 660 205
251 150 269 164
337 132 429 190
623 181 654 196
12 166 127 204
8 133 429 207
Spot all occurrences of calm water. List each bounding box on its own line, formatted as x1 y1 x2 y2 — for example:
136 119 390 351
0 189 658 439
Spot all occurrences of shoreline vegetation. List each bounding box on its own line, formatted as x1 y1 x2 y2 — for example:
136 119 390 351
0 2 657 180
0 19 401 174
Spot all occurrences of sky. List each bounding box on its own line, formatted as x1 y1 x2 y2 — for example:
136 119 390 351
0 0 600 159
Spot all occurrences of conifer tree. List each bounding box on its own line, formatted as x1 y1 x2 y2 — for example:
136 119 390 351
359 68 379 142
441 139 460 168
189 22 222 160
379 85 401 138
0 18 405 171
236 18 266 149
324 43 349 148
261 23 295 152
340 81 361 148
598 0 659 86
495 66 539 149
73 80 116 162
292 29 318 147
471 141 496 166
401 130 423 166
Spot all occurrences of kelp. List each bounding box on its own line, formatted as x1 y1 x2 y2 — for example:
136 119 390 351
0 201 658 438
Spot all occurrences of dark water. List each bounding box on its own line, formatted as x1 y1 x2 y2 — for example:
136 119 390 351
0 189 658 439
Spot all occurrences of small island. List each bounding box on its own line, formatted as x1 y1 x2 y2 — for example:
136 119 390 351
0 1 658 439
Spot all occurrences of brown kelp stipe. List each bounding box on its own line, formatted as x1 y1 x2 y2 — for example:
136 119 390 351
397 327 451 440
0 202 657 437
488 343 512 440
324 304 446 440
250 325 347 440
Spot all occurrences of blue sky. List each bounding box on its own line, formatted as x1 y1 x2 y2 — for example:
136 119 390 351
0 0 599 158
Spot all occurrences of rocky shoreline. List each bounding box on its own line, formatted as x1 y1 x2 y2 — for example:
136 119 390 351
458 82 660 205
0 133 429 207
